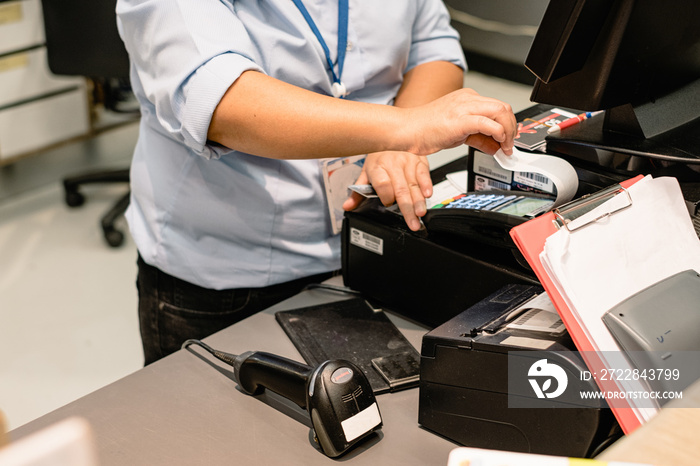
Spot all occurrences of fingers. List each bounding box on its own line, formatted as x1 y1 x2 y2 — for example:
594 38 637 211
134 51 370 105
465 133 502 155
348 152 431 232
488 99 517 154
495 102 517 155
342 190 366 212
388 159 427 231
457 92 516 155
342 170 369 212
411 89 517 156
416 160 433 199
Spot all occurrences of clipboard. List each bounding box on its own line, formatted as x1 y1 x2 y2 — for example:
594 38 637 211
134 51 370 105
509 175 646 434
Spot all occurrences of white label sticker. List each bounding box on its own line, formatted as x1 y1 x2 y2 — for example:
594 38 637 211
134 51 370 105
349 228 383 255
506 308 566 335
512 170 555 194
473 151 512 183
505 292 566 336
341 402 381 442
474 175 511 192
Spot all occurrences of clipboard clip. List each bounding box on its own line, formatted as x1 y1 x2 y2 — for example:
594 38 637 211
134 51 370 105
552 183 633 232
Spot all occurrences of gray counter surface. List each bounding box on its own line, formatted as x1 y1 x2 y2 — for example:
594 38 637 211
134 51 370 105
10 283 456 465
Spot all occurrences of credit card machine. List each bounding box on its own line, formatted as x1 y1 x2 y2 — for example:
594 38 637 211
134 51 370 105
421 191 555 248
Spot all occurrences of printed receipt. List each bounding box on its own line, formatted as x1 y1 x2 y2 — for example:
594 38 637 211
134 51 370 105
494 147 579 207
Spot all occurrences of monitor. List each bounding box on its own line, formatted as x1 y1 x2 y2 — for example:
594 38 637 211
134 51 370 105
524 0 700 163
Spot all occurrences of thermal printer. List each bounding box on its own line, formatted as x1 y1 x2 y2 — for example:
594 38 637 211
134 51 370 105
419 284 621 457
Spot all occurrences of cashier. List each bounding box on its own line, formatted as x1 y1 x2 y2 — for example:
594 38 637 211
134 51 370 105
116 0 517 364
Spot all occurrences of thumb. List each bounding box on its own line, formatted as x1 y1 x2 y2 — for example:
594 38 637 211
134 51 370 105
342 170 369 212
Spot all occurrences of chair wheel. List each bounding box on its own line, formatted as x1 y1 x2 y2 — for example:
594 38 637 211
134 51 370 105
65 190 85 207
103 227 125 248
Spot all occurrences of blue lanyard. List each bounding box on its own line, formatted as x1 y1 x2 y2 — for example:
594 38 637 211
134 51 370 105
292 0 349 97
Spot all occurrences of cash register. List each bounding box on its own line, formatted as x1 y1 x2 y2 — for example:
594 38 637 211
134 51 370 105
342 0 700 329
343 0 700 457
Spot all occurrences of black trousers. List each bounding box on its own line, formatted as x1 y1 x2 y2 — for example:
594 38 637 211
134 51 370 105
136 254 335 365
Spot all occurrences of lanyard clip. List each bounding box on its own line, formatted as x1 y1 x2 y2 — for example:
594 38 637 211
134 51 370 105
331 81 348 99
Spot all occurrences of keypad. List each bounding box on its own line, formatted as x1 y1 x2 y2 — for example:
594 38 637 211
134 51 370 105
431 193 518 211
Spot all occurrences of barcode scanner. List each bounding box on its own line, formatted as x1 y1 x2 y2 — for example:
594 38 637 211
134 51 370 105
182 340 383 458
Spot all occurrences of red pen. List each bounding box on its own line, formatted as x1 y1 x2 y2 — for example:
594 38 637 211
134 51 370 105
547 111 603 134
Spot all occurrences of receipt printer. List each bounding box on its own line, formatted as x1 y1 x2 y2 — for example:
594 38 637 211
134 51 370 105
418 284 620 457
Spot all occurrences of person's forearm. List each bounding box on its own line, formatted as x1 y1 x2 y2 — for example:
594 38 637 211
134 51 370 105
393 61 464 108
207 71 410 159
208 68 516 161
352 61 465 229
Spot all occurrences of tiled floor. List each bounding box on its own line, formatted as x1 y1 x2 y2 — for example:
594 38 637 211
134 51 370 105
0 71 533 431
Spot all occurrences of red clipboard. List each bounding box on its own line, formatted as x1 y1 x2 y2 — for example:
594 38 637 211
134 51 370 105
509 175 646 434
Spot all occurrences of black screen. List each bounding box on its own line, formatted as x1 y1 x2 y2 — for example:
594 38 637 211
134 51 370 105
525 0 700 141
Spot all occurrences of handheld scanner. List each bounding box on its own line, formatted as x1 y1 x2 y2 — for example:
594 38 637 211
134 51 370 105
233 351 382 457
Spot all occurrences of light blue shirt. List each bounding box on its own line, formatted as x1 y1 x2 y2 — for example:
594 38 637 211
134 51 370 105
116 0 466 290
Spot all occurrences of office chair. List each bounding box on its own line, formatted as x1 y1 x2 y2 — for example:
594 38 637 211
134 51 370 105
40 0 136 247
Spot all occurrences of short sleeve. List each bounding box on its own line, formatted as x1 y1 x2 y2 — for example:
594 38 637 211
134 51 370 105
407 0 467 73
117 0 265 158
179 53 263 158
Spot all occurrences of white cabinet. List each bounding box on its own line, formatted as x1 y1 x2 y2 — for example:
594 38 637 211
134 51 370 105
0 0 90 162
0 0 44 55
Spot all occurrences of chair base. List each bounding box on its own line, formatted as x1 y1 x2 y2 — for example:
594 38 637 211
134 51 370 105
63 168 130 247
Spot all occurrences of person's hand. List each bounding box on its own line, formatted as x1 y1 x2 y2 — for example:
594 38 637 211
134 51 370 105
342 151 432 231
404 88 517 157
342 90 517 231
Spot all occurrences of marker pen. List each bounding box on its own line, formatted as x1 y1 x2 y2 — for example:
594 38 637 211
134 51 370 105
547 111 604 134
